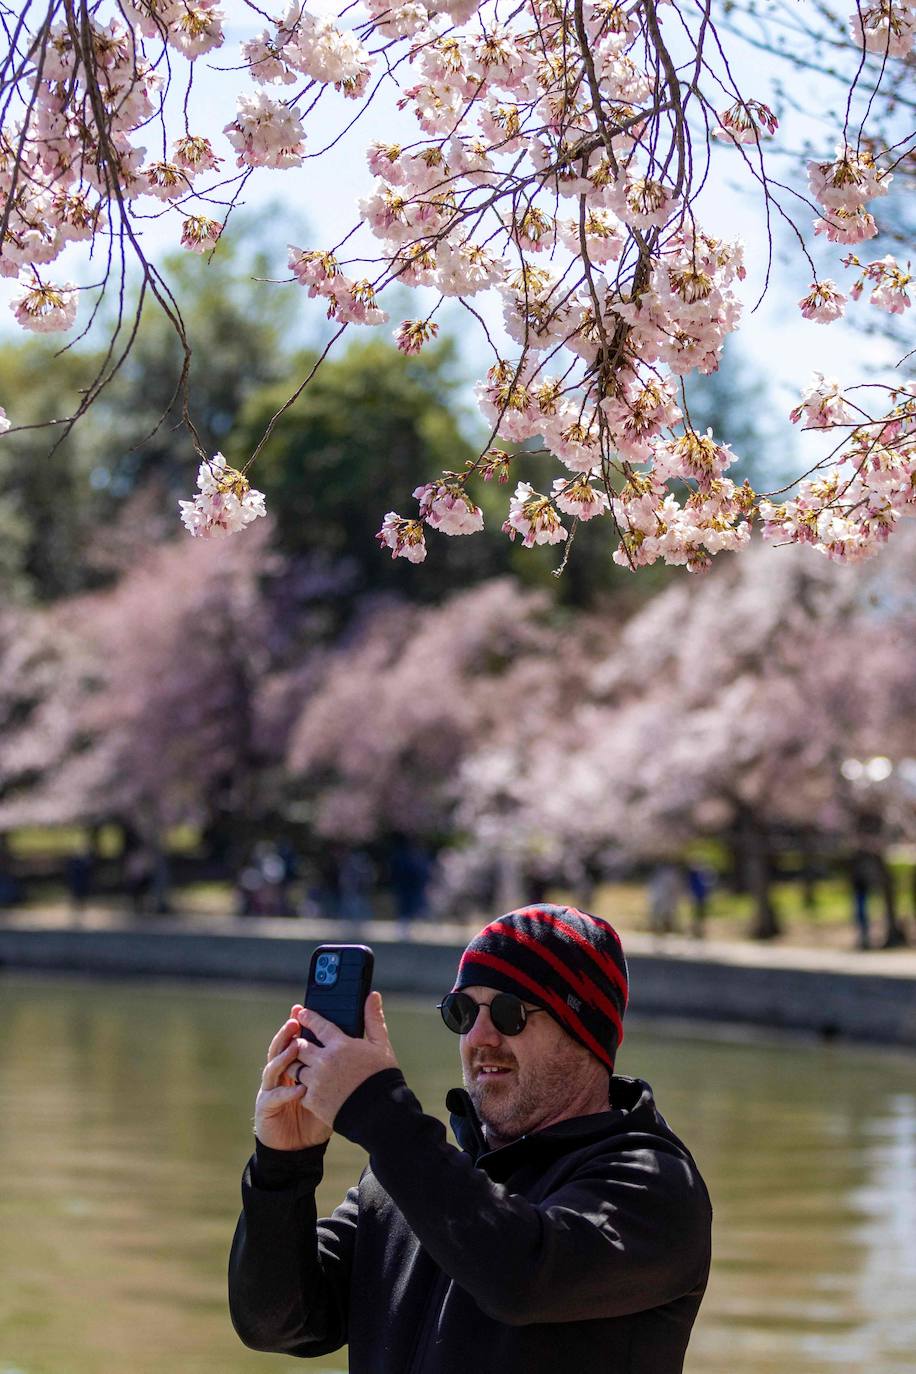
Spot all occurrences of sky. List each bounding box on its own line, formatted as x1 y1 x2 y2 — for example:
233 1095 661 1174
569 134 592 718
1 0 908 476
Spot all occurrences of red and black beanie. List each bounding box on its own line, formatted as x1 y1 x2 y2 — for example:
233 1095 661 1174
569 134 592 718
452 904 629 1072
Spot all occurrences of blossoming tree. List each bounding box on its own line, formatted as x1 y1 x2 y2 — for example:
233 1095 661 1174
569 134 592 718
1 0 913 569
0 526 276 852
270 529 916 934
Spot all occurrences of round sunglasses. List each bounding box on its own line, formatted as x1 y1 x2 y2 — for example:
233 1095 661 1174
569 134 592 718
437 991 547 1037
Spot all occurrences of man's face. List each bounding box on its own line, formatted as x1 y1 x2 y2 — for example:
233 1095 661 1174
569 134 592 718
458 984 609 1148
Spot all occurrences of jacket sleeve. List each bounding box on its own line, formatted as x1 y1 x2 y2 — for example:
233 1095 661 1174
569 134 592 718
334 1069 711 1327
228 1139 358 1355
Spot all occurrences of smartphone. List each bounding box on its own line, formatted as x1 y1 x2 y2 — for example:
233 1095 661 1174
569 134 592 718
303 944 375 1040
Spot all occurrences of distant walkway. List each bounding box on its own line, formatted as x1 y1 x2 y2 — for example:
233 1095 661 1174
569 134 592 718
2 905 915 1048
3 903 916 975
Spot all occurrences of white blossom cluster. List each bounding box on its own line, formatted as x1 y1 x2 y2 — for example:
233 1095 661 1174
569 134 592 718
178 454 267 539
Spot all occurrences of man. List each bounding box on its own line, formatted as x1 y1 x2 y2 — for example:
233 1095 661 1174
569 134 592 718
229 904 712 1372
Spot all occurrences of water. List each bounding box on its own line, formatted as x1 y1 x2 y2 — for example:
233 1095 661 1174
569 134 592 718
0 974 914 1374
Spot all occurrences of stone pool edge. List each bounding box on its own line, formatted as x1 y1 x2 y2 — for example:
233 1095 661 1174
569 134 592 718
1 914 915 1048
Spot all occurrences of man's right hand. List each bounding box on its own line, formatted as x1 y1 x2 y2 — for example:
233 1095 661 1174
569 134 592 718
254 1006 333 1152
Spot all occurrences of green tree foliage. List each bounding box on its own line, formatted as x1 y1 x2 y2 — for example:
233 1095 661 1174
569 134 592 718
231 336 516 602
0 340 102 601
89 219 302 505
0 213 302 601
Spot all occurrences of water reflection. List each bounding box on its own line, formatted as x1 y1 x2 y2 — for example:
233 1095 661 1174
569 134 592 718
0 975 913 1374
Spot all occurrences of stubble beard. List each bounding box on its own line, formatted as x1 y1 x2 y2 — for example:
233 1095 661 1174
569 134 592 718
464 1043 587 1147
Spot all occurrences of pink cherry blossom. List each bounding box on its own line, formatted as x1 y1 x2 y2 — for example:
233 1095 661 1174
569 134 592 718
285 12 372 89
376 512 428 562
807 145 890 212
651 430 738 492
12 278 78 332
849 1 916 57
414 482 485 534
502 482 567 547
181 216 223 252
224 93 306 169
846 254 912 314
168 1 225 59
611 173 681 232
714 98 778 144
556 208 625 264
552 475 610 521
367 143 406 184
142 160 190 200
0 0 910 568
242 33 299 86
288 246 340 293
172 135 221 173
790 374 856 428
813 206 879 244
179 454 267 538
394 319 440 353
799 280 847 323
324 277 388 326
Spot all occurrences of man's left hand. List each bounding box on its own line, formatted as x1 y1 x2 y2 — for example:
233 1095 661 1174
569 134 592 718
293 991 399 1129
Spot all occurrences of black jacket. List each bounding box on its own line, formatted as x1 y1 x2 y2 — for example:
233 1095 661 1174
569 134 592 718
229 1068 711 1373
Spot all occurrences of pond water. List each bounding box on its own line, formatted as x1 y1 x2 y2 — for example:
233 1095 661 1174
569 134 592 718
0 973 914 1374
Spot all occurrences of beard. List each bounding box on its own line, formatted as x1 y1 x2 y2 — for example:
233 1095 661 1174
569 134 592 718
463 1035 594 1147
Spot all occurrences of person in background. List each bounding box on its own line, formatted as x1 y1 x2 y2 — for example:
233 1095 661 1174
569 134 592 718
387 831 432 931
647 862 683 935
685 864 712 939
65 850 93 916
849 847 873 950
229 904 712 1374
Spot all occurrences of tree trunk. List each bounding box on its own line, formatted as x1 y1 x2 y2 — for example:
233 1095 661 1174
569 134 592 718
734 811 780 940
748 847 780 939
874 853 907 947
799 832 818 911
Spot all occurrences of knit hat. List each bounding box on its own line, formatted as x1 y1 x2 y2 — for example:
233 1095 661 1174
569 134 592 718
452 904 628 1072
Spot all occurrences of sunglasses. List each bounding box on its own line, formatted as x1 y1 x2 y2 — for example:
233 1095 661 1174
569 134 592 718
437 991 547 1037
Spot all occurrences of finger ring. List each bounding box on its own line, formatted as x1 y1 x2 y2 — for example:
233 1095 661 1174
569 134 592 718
293 1061 307 1084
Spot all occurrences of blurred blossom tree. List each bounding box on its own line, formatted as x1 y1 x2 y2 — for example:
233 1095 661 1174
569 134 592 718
0 0 913 571
448 532 916 936
283 577 604 841
2 526 915 928
0 527 288 878
278 535 913 933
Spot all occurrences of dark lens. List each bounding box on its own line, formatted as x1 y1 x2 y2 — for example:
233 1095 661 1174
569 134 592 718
439 993 477 1034
489 994 528 1036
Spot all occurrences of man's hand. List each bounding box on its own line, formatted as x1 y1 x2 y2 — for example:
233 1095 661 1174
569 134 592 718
294 992 398 1129
254 1006 333 1151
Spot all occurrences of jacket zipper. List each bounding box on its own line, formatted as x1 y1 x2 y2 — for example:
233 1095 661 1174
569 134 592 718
405 1268 449 1374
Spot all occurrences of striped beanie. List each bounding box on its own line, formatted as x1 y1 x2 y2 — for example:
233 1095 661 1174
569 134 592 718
452 904 629 1072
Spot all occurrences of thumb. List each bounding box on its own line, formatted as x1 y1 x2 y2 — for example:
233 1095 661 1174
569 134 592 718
364 990 388 1045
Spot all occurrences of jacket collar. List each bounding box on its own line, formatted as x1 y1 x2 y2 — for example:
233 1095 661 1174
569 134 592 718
446 1076 657 1164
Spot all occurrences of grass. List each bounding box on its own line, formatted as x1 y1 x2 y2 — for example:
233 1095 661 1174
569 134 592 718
7 824 202 859
556 876 912 948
